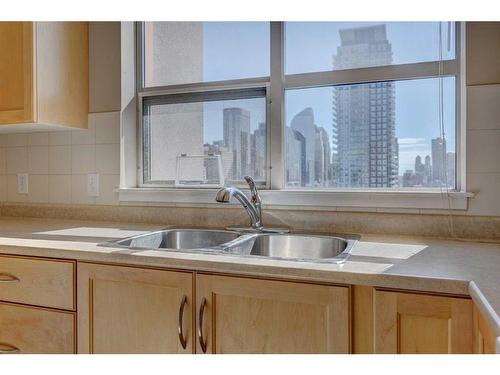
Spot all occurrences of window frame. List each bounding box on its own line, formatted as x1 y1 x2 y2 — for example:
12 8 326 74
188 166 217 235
130 21 469 209
136 22 272 189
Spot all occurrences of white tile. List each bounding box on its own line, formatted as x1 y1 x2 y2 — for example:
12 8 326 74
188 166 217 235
0 148 5 175
72 114 96 145
467 130 500 173
0 135 8 147
71 174 95 204
49 131 72 146
467 85 500 130
466 173 500 216
6 147 28 174
28 132 49 146
7 174 27 202
28 146 49 174
49 175 71 204
28 174 49 203
0 175 6 201
96 111 120 144
96 174 120 205
96 144 119 174
7 134 27 147
49 146 72 175
71 145 96 174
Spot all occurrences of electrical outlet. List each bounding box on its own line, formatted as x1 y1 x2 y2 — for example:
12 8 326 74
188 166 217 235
87 173 99 197
17 173 28 194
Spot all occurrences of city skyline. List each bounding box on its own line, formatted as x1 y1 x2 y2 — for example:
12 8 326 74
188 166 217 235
146 22 456 187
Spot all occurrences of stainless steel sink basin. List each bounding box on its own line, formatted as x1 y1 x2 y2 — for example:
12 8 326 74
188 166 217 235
109 229 241 250
102 227 357 263
248 234 349 259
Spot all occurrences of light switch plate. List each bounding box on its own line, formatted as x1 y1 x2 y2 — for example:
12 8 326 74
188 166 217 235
87 173 99 197
17 173 28 194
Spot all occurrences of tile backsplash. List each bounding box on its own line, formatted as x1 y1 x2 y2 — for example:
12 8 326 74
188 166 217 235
0 112 120 205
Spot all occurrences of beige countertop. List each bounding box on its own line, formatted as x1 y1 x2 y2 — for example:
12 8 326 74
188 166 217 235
0 216 499 348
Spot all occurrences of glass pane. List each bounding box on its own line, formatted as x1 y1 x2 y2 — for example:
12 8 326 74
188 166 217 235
143 95 267 184
143 22 270 87
284 77 456 189
285 22 455 75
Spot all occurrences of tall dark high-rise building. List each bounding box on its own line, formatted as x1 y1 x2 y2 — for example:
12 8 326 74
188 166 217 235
333 25 398 188
285 126 306 186
251 122 267 180
431 137 447 184
314 126 331 186
223 108 251 180
291 108 316 186
424 155 432 185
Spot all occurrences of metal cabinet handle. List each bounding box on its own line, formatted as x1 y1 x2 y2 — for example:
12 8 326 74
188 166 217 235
177 295 188 349
0 343 20 354
198 297 208 353
0 273 20 283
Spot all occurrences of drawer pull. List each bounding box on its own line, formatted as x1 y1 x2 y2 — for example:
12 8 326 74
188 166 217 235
178 295 188 349
0 273 20 283
198 297 208 353
0 343 20 354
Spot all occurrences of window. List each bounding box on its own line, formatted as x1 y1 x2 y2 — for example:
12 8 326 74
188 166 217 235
137 22 462 192
142 89 267 185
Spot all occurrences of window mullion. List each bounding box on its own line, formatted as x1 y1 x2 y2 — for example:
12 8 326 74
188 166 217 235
269 21 285 190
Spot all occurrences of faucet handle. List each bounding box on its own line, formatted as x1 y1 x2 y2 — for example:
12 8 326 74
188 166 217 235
243 176 261 204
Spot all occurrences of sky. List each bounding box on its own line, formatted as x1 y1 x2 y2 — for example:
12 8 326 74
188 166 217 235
194 22 456 174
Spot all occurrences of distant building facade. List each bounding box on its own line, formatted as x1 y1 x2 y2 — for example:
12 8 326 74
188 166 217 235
333 24 399 188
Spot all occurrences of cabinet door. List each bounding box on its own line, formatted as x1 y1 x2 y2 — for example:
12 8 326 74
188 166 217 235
0 22 34 124
78 263 194 354
374 290 472 353
196 274 350 354
0 302 74 354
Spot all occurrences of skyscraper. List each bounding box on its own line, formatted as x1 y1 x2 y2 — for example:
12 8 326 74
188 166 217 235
446 151 456 188
314 126 331 186
333 25 398 188
431 137 447 184
291 108 316 186
285 126 306 186
251 122 267 180
223 108 251 180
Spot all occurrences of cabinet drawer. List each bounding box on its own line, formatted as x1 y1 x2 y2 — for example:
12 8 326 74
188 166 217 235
0 302 75 354
0 255 75 310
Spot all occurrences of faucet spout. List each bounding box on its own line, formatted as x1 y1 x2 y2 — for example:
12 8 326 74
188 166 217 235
215 186 262 229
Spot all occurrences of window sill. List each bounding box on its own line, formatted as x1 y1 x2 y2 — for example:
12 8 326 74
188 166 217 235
118 188 473 211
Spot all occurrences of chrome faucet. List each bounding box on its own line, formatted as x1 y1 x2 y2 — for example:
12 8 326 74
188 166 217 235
215 176 263 229
215 176 289 233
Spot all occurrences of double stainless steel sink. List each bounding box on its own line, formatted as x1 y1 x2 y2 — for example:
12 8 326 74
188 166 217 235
104 228 358 263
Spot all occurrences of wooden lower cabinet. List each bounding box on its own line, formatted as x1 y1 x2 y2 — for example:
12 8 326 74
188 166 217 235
373 290 473 353
473 304 497 354
0 302 75 354
77 263 194 354
195 274 350 353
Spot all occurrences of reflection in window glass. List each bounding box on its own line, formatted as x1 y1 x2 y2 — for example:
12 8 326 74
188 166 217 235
285 22 455 74
143 93 267 184
284 77 456 189
143 22 270 87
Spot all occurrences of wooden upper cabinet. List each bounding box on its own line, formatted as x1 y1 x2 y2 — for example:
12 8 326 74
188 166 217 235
77 263 194 354
0 22 88 130
195 274 350 354
374 290 473 354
